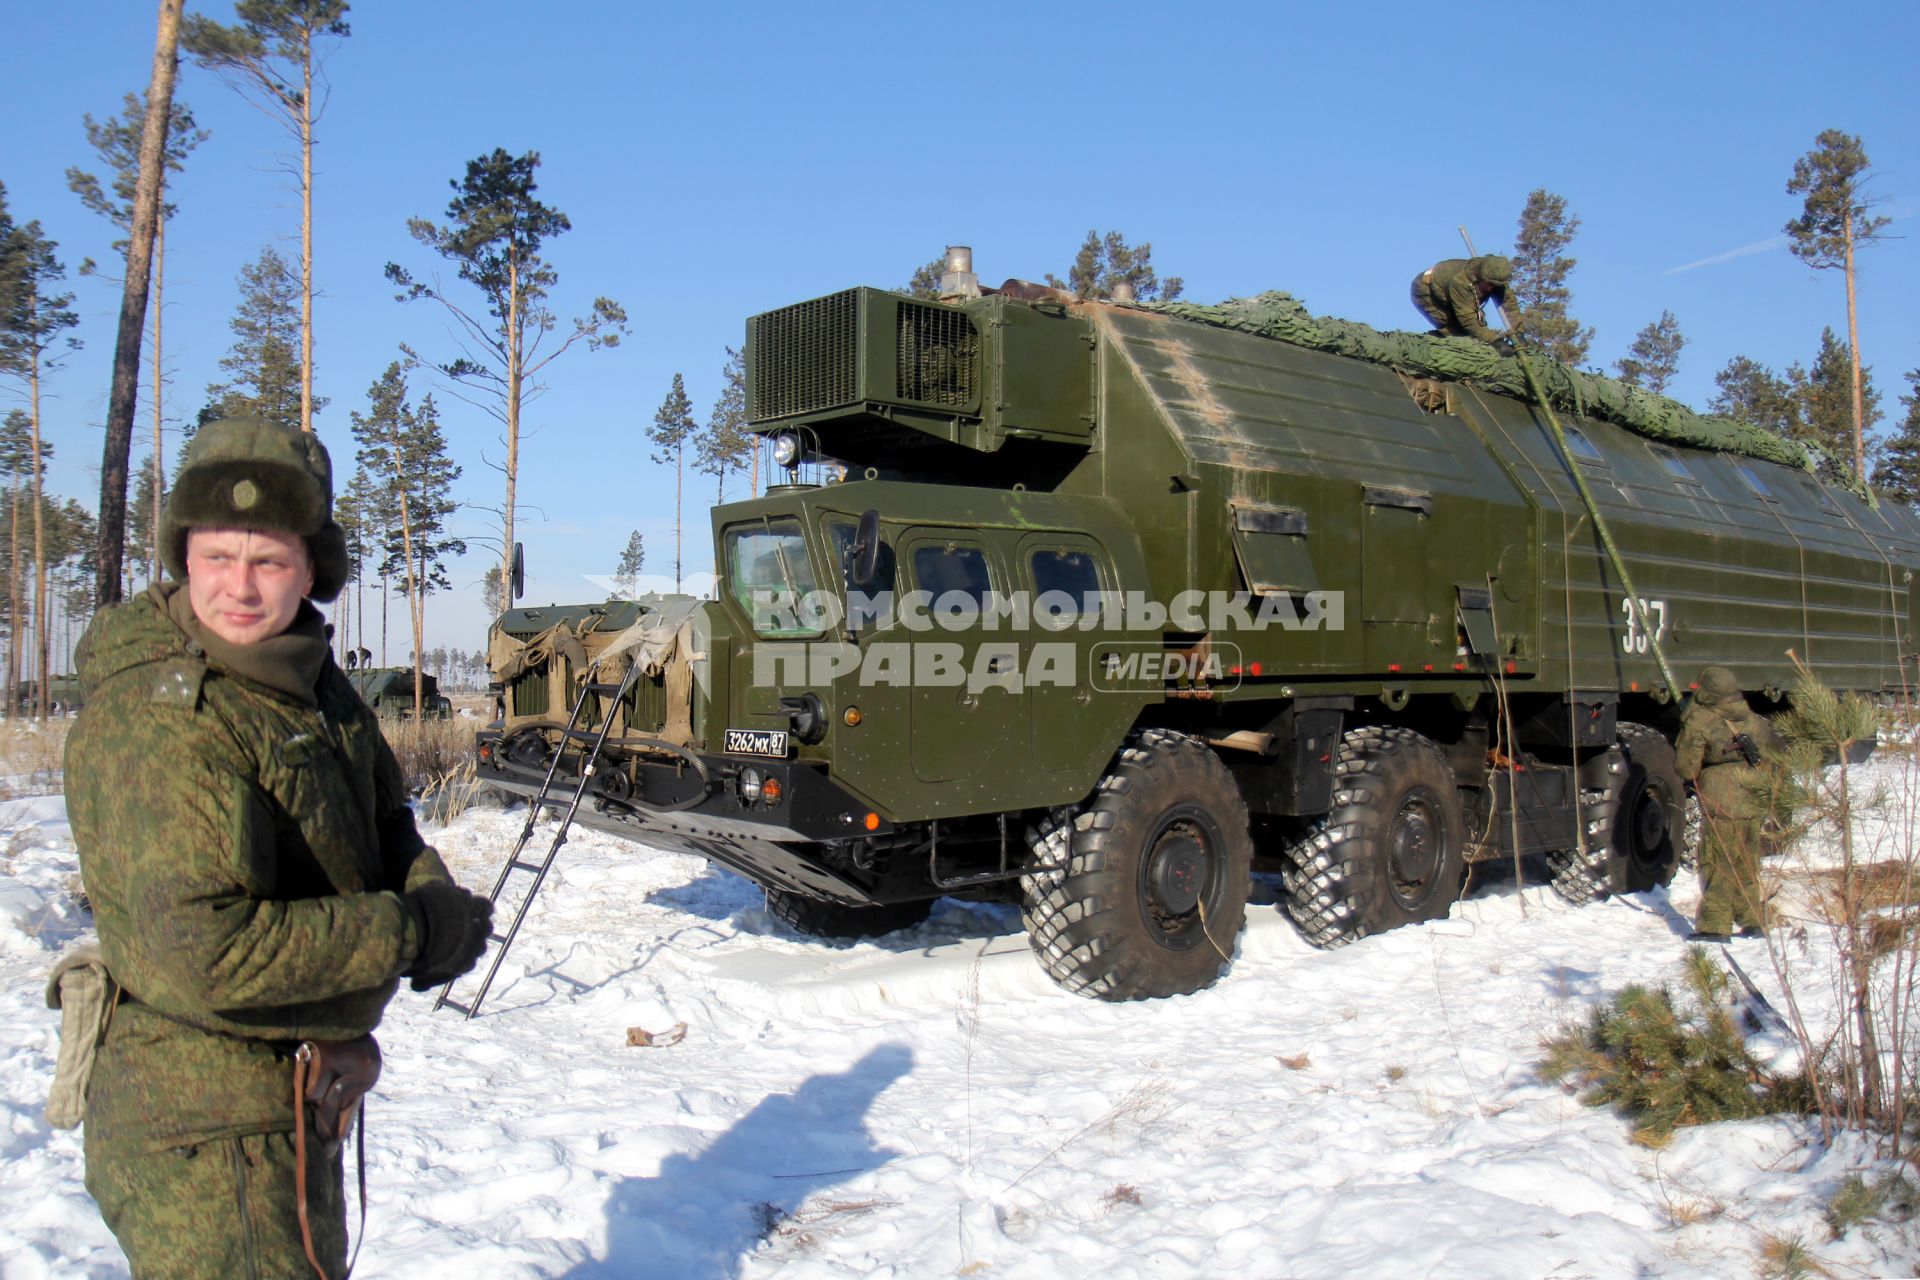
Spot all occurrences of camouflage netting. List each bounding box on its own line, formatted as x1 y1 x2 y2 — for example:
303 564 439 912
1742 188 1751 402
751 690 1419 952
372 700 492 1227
1142 292 1840 481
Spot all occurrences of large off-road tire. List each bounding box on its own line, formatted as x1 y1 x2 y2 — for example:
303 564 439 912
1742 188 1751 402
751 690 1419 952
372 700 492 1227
1547 722 1691 905
1280 726 1466 948
1022 729 1253 1001
765 887 932 940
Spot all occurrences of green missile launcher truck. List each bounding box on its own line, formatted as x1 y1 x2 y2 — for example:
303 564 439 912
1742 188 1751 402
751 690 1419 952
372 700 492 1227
476 254 1920 1001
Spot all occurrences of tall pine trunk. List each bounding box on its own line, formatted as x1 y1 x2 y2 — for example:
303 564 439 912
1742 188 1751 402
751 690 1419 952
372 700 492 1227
149 213 166 582
30 305 48 723
97 0 184 607
298 39 315 434
7 479 19 718
1843 218 1865 479
501 254 521 614
391 441 423 720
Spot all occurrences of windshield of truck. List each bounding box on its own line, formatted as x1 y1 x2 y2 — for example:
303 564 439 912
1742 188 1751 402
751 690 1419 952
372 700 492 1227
727 518 822 637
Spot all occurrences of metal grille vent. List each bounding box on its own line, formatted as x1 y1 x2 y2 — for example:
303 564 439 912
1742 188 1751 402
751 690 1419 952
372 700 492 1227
748 290 860 421
895 302 977 408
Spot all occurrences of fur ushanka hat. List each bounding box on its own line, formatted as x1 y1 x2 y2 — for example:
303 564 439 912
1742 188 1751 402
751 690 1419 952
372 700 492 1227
160 418 349 602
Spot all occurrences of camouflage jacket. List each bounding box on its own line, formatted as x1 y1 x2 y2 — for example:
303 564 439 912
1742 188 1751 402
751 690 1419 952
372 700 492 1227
1417 258 1508 342
1674 696 1778 819
67 583 448 1152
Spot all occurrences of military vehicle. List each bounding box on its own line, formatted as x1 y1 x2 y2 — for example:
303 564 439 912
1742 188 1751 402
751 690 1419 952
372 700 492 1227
347 666 452 719
476 250 1920 1001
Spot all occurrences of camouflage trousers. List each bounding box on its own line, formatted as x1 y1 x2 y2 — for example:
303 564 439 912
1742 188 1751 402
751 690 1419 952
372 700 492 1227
1697 809 1768 935
85 1127 345 1279
1409 274 1462 336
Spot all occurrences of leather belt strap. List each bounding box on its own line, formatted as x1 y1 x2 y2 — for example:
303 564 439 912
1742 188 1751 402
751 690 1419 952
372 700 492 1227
292 1041 375 1280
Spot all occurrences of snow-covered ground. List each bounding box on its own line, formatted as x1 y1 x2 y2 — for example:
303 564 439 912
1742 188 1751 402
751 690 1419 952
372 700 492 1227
4 761 1918 1279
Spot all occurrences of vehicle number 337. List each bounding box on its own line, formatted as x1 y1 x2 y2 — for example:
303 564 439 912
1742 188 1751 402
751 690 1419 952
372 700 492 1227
1620 597 1669 655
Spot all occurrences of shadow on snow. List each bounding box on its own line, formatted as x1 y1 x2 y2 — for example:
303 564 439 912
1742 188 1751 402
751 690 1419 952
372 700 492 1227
559 1042 914 1280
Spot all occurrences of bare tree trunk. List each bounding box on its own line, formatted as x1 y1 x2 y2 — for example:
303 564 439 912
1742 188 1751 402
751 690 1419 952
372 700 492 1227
674 443 682 591
97 0 184 608
1843 217 1865 479
298 37 315 434
501 255 521 613
30 318 48 724
150 213 166 583
7 479 20 718
398 490 423 720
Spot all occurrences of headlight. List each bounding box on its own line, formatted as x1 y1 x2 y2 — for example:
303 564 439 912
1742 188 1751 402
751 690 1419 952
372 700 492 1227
738 767 764 803
772 434 800 468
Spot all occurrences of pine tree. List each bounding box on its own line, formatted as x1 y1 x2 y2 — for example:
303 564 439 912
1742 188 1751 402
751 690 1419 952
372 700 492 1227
96 0 185 609
904 255 945 300
1788 327 1880 478
1614 311 1687 396
0 217 81 720
185 0 351 435
1874 371 1920 506
206 246 315 430
481 564 505 617
388 148 627 620
126 459 158 588
1044 231 1183 301
351 361 464 718
697 346 754 503
1785 130 1890 478
1510 189 1593 365
0 411 32 716
648 373 696 591
333 466 378 664
67 90 209 570
612 530 645 599
1709 356 1801 438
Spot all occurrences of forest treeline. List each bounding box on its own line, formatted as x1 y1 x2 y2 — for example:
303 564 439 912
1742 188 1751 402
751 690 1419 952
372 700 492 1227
2 4 1913 719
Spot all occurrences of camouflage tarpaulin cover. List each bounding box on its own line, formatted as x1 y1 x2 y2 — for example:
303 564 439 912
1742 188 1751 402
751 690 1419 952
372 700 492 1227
1143 292 1828 477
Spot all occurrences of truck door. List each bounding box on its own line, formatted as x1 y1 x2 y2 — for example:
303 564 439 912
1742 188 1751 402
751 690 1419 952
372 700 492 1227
902 533 1019 784
1019 534 1128 774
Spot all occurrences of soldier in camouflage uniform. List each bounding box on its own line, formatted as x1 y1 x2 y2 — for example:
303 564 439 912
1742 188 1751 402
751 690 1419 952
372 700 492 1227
1410 254 1516 347
1673 665 1779 941
67 419 494 1278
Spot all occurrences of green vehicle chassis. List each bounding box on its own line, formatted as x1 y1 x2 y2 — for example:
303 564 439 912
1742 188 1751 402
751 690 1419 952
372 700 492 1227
477 278 1920 1000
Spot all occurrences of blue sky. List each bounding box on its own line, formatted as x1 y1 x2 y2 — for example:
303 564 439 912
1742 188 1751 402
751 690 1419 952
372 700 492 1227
5 0 1918 657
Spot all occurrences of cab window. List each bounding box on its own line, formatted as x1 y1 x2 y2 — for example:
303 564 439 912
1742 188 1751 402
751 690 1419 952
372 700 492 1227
726 518 822 637
912 543 992 612
1030 548 1102 620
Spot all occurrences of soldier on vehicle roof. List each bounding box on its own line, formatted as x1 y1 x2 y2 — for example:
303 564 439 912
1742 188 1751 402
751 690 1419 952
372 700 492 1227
1673 665 1781 943
64 418 494 1277
1411 254 1517 350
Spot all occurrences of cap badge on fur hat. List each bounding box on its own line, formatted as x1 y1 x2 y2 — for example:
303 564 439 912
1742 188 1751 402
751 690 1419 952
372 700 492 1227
232 480 259 510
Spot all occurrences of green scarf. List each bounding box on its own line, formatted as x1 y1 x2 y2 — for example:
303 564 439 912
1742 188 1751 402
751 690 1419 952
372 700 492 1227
164 582 328 707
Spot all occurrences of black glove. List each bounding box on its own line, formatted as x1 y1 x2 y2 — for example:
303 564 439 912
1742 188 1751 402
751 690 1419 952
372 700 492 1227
1731 732 1762 766
405 882 494 992
1493 337 1518 358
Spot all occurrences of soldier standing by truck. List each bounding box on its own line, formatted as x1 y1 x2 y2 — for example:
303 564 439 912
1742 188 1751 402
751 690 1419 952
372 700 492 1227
64 419 493 1277
1674 665 1779 941
1411 254 1517 349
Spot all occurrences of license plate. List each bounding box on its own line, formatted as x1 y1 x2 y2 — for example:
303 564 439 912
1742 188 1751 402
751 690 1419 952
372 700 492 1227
724 727 790 757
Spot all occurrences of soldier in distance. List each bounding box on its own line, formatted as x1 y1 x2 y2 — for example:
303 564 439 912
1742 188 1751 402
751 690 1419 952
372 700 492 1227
66 418 493 1277
1411 254 1517 353
1673 665 1781 943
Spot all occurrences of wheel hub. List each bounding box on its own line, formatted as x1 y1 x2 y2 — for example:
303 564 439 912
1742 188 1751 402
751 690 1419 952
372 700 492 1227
1146 831 1206 917
1630 784 1668 856
1390 796 1440 889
